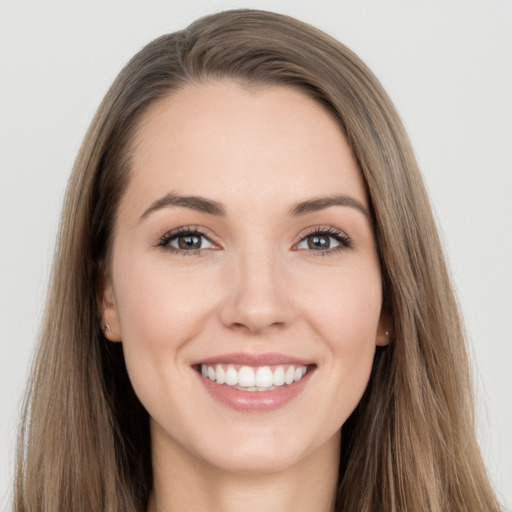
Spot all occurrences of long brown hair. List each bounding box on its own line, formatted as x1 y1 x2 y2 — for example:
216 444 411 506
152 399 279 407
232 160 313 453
14 9 501 511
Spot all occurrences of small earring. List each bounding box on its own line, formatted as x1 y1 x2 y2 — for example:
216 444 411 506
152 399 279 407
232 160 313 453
385 331 389 336
102 298 112 333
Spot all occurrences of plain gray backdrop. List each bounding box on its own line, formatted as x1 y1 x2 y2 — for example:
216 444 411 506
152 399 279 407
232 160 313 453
1 0 511 509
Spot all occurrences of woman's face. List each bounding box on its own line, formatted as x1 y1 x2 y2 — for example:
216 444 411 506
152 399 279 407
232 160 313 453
103 81 390 474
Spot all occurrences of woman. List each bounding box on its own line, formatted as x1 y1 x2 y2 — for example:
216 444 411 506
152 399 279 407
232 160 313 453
14 9 501 512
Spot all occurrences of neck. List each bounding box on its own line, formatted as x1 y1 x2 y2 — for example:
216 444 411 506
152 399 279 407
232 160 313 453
147 428 340 512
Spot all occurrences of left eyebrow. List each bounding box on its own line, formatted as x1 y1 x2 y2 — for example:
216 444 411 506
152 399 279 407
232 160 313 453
139 192 226 222
289 195 371 219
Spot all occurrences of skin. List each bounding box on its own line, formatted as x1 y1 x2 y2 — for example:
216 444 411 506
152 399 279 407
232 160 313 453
102 81 391 512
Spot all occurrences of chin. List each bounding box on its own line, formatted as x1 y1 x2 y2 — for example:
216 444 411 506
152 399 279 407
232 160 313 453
202 445 307 476
190 424 336 476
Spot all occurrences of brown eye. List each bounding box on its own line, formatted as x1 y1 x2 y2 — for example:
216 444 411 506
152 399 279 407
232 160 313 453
162 231 216 251
177 234 202 249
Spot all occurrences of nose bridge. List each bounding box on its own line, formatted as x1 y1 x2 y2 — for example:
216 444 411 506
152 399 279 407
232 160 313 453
220 239 291 333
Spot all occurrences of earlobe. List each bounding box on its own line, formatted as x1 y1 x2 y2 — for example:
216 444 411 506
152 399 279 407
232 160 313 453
100 277 122 342
376 308 393 347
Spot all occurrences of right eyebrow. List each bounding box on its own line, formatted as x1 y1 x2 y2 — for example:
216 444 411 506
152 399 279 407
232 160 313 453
288 195 371 220
139 192 226 222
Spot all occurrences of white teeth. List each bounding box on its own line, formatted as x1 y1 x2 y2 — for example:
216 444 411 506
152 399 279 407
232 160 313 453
200 363 310 390
234 386 277 392
238 366 256 387
272 366 285 386
215 365 226 384
285 366 295 385
225 366 238 386
255 366 273 388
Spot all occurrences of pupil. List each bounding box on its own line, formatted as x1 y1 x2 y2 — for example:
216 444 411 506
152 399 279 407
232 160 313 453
308 235 329 249
179 234 201 249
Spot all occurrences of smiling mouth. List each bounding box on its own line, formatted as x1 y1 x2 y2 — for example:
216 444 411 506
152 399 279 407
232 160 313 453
194 363 315 392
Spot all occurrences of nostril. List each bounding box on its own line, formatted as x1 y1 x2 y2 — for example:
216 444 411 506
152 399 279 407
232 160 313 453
228 320 287 335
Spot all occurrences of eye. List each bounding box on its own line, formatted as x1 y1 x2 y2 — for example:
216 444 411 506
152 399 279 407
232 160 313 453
169 233 214 250
295 228 351 253
158 228 218 253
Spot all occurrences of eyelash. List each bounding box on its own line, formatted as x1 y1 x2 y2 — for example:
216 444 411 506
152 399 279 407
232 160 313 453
157 225 352 256
295 226 352 256
157 226 219 256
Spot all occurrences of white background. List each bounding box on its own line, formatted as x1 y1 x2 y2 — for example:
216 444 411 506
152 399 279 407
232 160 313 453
0 0 511 509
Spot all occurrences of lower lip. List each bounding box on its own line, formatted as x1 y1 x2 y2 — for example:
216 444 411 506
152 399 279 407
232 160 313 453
196 370 313 412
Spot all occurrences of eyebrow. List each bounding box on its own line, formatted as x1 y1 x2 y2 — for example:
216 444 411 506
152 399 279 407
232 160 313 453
139 192 370 222
139 192 226 221
289 195 370 219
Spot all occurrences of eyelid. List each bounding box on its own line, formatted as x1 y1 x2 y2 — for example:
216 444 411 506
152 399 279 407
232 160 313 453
293 225 352 253
157 225 222 253
155 224 351 256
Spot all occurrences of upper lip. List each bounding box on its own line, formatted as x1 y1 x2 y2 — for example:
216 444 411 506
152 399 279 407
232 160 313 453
192 352 314 367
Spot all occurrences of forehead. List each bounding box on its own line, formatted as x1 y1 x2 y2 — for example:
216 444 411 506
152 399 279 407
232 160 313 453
123 80 367 218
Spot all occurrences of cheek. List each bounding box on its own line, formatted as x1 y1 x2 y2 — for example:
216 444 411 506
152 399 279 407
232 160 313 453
299 265 382 417
109 251 219 405
301 263 383 350
113 250 217 345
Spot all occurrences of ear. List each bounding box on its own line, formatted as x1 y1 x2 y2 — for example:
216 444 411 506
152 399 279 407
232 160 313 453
99 273 122 342
376 307 393 347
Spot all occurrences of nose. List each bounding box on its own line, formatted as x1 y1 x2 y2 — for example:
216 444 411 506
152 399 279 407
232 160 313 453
218 247 294 335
